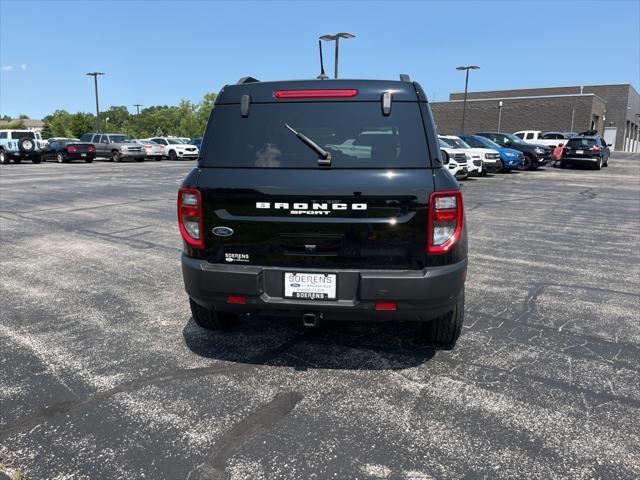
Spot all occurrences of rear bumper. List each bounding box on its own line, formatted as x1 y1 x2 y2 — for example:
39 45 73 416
67 153 96 161
182 255 467 322
10 151 41 159
562 156 600 163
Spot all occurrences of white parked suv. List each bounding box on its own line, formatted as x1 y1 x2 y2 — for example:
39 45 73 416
438 139 469 180
0 130 45 164
438 135 484 176
440 135 501 174
148 137 199 160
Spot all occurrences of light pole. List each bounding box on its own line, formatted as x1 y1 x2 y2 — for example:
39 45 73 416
456 65 480 134
86 72 105 132
497 101 503 132
105 117 109 130
133 104 142 115
319 32 355 79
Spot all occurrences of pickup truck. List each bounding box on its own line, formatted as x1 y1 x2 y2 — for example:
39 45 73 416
79 133 146 162
514 130 576 148
179 77 468 348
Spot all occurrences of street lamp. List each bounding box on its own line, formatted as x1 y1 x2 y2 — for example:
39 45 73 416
105 117 109 130
497 101 503 132
86 72 105 132
319 32 355 79
456 65 480 134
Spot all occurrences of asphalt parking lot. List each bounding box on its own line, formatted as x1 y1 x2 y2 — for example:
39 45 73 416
1 153 639 480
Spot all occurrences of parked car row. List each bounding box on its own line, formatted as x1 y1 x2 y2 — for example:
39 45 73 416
0 130 203 164
437 129 611 179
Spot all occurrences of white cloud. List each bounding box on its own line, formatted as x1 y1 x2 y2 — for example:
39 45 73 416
20 64 26 70
1 65 13 71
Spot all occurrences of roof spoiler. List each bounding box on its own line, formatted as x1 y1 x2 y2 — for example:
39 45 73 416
399 74 411 82
237 76 260 84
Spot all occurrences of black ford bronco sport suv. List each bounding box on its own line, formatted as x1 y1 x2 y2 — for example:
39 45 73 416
179 77 467 348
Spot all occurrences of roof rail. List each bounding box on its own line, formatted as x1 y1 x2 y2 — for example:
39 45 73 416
399 74 411 82
237 76 260 84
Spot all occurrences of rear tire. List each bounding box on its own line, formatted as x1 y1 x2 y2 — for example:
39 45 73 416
423 290 464 349
57 153 65 163
0 150 9 165
13 158 21 164
189 299 237 330
594 158 602 170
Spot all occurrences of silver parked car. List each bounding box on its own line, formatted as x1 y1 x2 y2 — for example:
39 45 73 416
134 139 164 160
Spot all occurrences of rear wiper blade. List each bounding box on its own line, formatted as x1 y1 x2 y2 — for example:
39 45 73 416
284 123 331 166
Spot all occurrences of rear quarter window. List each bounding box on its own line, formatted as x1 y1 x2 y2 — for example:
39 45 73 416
201 102 430 168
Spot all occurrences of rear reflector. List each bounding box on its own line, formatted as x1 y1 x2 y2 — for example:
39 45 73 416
375 302 397 311
177 188 203 248
427 190 464 255
227 296 247 304
274 89 358 99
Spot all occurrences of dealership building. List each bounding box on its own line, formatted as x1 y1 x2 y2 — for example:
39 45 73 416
430 84 640 152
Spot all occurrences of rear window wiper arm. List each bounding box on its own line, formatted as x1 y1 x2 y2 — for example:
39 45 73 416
284 123 331 167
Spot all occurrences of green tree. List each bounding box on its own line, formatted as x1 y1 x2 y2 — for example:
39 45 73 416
68 112 95 138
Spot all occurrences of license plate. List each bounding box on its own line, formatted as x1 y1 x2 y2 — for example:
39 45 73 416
284 272 337 300
576 150 584 155
81 153 87 157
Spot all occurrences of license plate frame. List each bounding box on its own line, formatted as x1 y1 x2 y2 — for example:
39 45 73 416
284 272 337 301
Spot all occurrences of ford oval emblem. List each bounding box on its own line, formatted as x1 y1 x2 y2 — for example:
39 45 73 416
290 283 300 288
212 226 234 237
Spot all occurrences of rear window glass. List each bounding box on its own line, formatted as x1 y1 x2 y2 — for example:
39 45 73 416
567 138 597 148
201 102 429 168
11 131 35 140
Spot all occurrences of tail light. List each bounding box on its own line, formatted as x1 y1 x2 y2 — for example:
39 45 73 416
427 190 464 254
178 188 203 248
227 296 247 304
88 145 96 152
590 146 601 152
375 302 397 311
68 146 77 153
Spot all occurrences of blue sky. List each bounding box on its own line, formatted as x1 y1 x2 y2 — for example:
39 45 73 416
1 0 638 119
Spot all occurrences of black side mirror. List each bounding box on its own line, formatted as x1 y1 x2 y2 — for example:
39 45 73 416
607 143 612 147
441 150 450 165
